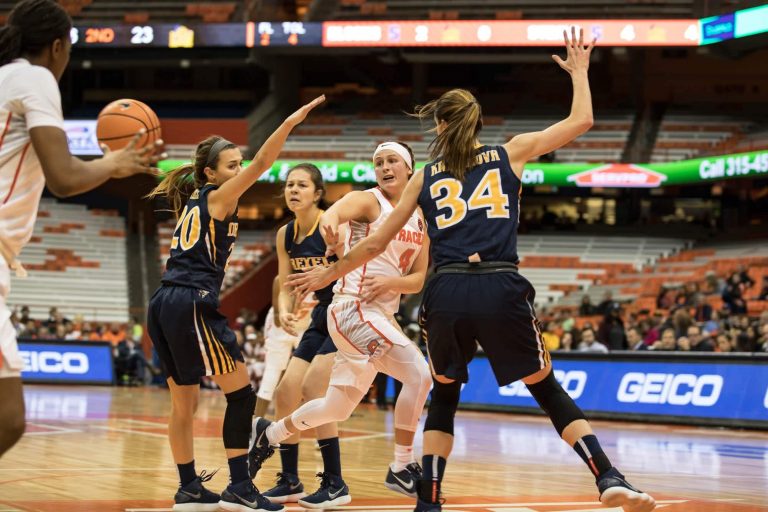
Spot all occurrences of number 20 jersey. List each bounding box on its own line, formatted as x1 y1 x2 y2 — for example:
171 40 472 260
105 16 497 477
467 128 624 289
162 183 239 297
333 187 425 315
417 145 521 269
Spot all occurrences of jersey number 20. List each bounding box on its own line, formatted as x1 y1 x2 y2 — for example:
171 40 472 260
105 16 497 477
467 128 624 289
171 206 201 250
429 168 510 229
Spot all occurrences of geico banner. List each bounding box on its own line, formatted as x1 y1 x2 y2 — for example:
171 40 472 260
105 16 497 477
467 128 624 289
18 342 114 384
458 358 768 425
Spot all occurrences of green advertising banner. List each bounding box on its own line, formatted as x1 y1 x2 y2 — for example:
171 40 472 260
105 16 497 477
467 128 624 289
157 149 768 188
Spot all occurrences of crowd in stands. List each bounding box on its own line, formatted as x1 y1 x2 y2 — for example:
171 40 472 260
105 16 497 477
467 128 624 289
540 265 768 353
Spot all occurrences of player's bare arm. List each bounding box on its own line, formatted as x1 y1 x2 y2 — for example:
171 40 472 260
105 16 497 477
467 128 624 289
504 27 595 177
320 190 380 256
275 224 299 336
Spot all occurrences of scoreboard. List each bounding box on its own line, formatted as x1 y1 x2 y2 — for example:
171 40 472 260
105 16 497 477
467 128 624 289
70 22 323 48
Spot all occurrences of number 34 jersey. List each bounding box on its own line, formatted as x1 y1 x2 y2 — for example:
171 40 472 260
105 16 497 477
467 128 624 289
162 183 239 297
418 144 521 269
333 187 425 315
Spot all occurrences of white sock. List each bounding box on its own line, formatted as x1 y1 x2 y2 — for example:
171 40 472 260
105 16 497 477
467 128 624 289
266 419 292 445
392 443 415 472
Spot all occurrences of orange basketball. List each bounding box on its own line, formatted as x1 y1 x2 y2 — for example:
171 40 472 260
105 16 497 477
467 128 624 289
96 99 161 152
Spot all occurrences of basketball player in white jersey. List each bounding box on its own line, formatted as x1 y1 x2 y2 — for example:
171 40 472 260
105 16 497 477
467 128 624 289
251 141 432 500
255 275 315 418
0 0 163 459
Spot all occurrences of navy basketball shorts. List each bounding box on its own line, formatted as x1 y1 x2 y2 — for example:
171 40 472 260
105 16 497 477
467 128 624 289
419 271 551 386
147 285 243 385
292 304 337 363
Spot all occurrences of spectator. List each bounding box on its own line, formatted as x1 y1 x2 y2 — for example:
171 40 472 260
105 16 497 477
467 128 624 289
20 320 38 338
128 316 144 343
715 333 733 353
626 326 644 351
650 328 677 351
102 322 126 346
759 276 768 301
672 308 693 338
734 265 754 290
722 274 747 315
642 312 664 346
19 305 31 324
595 290 614 315
578 295 595 316
687 325 715 352
578 327 608 353
598 303 626 350
676 336 691 351
541 322 560 352
9 310 22 336
559 331 574 351
693 294 712 322
703 310 720 336
115 338 153 385
736 326 758 352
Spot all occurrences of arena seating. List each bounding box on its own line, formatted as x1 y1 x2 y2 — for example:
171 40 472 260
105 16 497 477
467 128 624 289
553 240 768 316
0 0 240 23
651 114 752 162
332 0 696 20
517 235 689 308
7 198 129 323
274 112 633 163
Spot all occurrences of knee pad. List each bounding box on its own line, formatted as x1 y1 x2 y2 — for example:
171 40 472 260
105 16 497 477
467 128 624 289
525 370 585 436
424 378 461 435
223 385 256 449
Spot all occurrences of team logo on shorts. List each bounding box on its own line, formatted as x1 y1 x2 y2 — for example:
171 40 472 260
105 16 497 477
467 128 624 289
198 290 210 298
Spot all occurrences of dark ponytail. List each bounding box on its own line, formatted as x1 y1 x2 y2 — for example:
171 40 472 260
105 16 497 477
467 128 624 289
0 0 72 67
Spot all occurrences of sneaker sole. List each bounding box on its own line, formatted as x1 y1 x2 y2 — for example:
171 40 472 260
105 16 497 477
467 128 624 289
219 500 285 512
264 491 307 504
172 504 221 512
600 487 656 512
384 480 417 498
297 494 352 509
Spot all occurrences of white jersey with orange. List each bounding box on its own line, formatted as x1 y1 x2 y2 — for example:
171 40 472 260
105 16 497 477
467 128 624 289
0 59 64 261
332 187 425 315
0 59 64 374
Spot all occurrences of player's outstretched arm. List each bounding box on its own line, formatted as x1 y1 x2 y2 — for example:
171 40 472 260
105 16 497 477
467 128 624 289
288 171 424 295
212 95 325 211
504 27 595 176
319 190 379 256
30 126 164 197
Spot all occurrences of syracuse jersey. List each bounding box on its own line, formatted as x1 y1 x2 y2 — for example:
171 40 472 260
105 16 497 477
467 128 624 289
334 187 425 315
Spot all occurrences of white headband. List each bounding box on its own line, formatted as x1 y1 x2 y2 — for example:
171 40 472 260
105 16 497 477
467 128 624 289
373 142 412 170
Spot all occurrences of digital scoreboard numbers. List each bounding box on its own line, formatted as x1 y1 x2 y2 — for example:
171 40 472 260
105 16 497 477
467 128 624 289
71 22 323 48
248 21 323 47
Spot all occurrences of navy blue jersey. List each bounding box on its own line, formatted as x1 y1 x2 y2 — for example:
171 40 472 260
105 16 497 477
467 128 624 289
162 184 238 296
418 145 521 269
285 214 337 305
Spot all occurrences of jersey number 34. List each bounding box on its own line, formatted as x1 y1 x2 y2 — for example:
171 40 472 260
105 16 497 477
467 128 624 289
429 168 510 229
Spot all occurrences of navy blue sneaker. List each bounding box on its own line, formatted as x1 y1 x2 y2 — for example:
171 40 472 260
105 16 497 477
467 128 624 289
297 472 352 509
597 467 656 512
219 479 284 511
262 472 306 504
173 470 221 511
385 462 422 498
414 498 442 512
248 417 277 479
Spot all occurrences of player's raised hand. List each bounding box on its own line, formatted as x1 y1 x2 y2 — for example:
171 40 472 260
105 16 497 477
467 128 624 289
285 95 325 128
101 129 166 178
287 265 335 297
552 27 595 75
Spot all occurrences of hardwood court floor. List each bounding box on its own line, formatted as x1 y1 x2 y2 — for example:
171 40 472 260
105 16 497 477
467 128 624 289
0 385 766 512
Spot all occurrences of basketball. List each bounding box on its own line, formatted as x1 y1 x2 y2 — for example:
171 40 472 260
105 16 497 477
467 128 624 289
96 99 161 152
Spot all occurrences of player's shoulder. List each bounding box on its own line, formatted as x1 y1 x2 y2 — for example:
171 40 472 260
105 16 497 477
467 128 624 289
3 61 57 89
